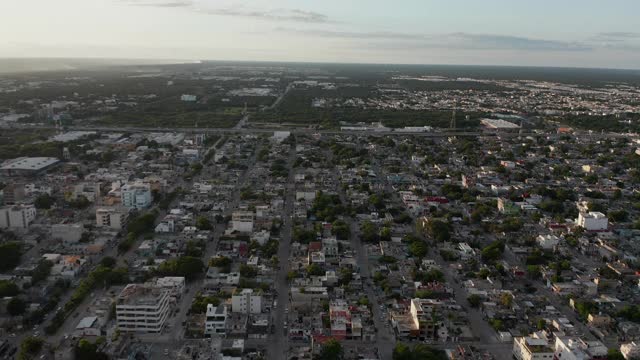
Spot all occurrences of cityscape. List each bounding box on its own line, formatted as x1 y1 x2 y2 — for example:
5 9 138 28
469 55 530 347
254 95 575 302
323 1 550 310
2 1 640 360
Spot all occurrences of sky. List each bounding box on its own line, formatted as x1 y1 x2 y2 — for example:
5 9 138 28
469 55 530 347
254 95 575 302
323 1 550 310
1 0 640 69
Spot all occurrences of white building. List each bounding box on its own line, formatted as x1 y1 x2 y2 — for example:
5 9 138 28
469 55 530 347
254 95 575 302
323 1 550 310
322 237 339 257
537 235 561 250
621 342 640 360
205 304 228 336
577 212 608 231
273 131 291 143
231 211 254 233
181 94 197 102
51 223 84 243
121 183 152 209
231 289 262 314
116 284 171 333
513 336 555 360
96 207 128 230
0 204 36 229
554 337 607 360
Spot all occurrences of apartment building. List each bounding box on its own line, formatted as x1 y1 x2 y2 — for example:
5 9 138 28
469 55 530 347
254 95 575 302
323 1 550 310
116 284 171 333
205 304 228 336
231 289 262 314
96 207 129 230
0 204 36 229
121 183 152 209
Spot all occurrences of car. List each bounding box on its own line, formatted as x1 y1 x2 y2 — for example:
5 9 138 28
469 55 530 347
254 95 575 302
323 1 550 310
34 331 39 337
164 349 169 356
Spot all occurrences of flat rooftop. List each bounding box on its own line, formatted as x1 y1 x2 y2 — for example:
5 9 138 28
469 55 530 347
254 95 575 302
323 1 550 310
1 157 60 171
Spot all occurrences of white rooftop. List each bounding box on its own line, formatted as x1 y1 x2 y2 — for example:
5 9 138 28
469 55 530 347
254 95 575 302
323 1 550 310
1 157 60 171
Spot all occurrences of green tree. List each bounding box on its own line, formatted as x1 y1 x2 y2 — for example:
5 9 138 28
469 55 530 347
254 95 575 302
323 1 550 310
0 242 22 272
196 216 213 230
427 220 450 242
0 280 20 297
75 338 109 360
34 193 55 209
18 337 43 360
408 240 428 258
317 338 344 360
7 297 27 316
307 264 325 277
467 294 482 308
100 257 117 268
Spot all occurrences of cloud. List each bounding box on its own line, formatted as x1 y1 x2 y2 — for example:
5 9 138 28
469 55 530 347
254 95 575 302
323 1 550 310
201 8 332 23
275 28 591 51
119 1 332 23
122 0 193 7
594 32 640 40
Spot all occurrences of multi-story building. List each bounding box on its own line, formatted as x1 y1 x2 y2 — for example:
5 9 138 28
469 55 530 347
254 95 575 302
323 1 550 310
409 298 444 340
0 204 36 229
2 183 25 204
231 211 254 233
121 183 152 209
205 304 228 336
231 289 262 314
73 182 101 202
116 284 171 333
577 212 608 231
96 207 129 229
513 336 555 360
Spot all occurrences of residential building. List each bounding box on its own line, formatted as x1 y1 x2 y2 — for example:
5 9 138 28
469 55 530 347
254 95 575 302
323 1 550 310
116 284 171 333
205 304 228 336
2 183 25 204
537 235 561 250
513 336 555 360
621 342 640 360
121 182 152 209
231 211 254 233
231 289 262 314
554 337 607 360
409 298 444 340
96 207 128 230
73 182 101 202
577 212 608 231
0 204 36 229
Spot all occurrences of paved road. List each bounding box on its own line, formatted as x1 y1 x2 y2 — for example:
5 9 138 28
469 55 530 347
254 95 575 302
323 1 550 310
267 144 297 359
332 151 395 360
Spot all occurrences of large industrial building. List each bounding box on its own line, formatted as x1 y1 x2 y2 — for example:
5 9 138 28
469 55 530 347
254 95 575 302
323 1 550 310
0 157 61 176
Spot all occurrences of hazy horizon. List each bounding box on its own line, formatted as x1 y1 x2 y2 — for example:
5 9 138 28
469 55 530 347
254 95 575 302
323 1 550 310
2 1 640 69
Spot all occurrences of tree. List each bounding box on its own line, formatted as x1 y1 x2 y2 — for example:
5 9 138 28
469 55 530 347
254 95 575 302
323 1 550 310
75 338 109 360
499 293 513 308
393 343 447 360
196 216 213 230
408 240 428 258
239 265 258 278
307 264 325 277
7 297 27 316
607 349 625 360
360 221 379 243
157 256 204 280
0 280 20 297
467 294 482 308
427 220 450 242
331 220 350 240
100 257 117 268
34 193 55 209
18 337 43 360
317 338 343 360
0 242 22 272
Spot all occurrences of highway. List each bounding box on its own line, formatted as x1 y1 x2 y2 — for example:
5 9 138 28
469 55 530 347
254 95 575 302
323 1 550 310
10 123 639 139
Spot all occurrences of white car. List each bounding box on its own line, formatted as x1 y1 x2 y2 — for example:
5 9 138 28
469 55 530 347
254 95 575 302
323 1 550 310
164 349 169 356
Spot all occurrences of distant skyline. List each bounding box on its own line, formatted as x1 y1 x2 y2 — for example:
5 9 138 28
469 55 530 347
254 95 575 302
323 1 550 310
2 0 640 69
